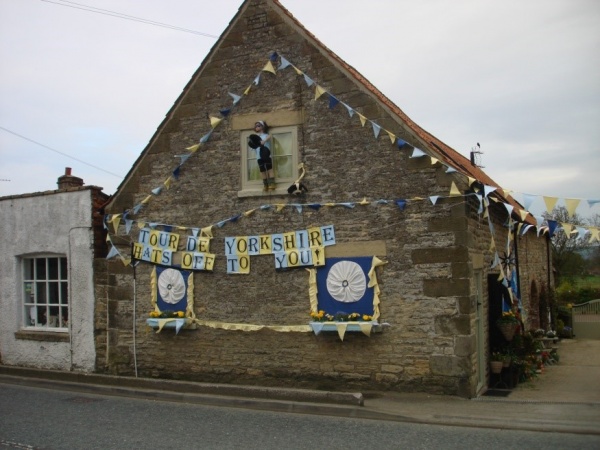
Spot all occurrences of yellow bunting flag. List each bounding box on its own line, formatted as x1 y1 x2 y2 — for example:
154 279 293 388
186 143 200 152
430 157 439 166
359 197 369 205
543 196 558 213
275 204 286 212
449 181 461 197
467 177 477 187
564 198 581 217
503 189 512 199
210 116 223 128
314 85 326 100
141 195 152 205
243 208 257 217
590 228 599 242
387 131 396 143
164 177 172 190
243 85 252 95
262 60 276 74
201 226 213 238
110 215 121 234
357 113 367 127
122 257 132 267
293 65 303 76
560 223 574 236
519 209 529 221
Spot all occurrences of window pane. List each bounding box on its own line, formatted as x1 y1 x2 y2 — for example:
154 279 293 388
36 282 46 304
48 258 59 279
36 258 46 279
272 133 293 178
61 282 68 305
49 282 59 304
60 257 67 280
23 260 34 280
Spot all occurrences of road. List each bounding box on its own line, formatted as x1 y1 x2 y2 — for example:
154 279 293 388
1 383 598 450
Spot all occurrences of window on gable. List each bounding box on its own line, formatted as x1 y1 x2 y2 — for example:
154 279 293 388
239 125 298 195
22 256 68 331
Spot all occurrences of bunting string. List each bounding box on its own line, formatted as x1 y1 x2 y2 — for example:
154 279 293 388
106 52 599 264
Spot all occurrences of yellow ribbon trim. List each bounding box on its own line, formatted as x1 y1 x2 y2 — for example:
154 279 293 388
186 272 196 319
193 319 311 333
150 266 159 313
368 256 387 321
307 268 318 313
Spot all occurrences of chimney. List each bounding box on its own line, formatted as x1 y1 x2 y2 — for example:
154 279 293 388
57 167 84 190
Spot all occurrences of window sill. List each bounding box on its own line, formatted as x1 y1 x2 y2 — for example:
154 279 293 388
237 186 291 198
308 321 383 340
15 330 69 342
146 318 196 334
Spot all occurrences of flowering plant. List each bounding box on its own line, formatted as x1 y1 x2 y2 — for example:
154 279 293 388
310 310 373 322
149 310 185 318
496 311 519 325
490 352 505 362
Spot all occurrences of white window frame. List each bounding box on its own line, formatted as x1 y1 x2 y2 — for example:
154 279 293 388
22 255 69 332
239 125 298 196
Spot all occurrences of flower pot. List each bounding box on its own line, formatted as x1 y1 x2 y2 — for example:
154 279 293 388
502 357 511 368
497 322 518 341
490 360 503 374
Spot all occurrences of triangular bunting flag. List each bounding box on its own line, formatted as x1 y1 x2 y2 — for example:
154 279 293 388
395 199 407 210
186 143 200 152
278 56 291 70
429 196 439 205
262 60 276 74
396 138 407 148
547 220 558 237
484 185 497 197
564 198 581 217
328 94 339 109
342 102 355 117
228 92 241 105
543 196 559 213
210 116 223 128
357 113 367 127
106 245 119 260
522 193 537 211
519 209 529 221
303 74 314 86
449 182 461 197
314 85 326 100
371 122 381 139
200 129 213 143
410 148 426 158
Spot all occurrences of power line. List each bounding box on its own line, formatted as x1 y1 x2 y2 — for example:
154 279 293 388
40 0 219 38
0 126 124 179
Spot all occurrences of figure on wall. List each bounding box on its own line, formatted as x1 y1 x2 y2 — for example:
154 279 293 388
247 120 275 191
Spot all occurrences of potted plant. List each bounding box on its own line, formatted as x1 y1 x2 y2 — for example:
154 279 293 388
496 311 519 341
490 352 504 374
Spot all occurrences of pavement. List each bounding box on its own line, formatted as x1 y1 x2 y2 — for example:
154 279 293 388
1 338 599 435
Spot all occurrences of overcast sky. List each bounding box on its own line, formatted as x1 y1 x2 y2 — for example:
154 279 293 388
1 0 598 219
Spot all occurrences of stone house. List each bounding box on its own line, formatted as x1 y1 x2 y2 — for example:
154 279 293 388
0 168 108 371
99 0 552 397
